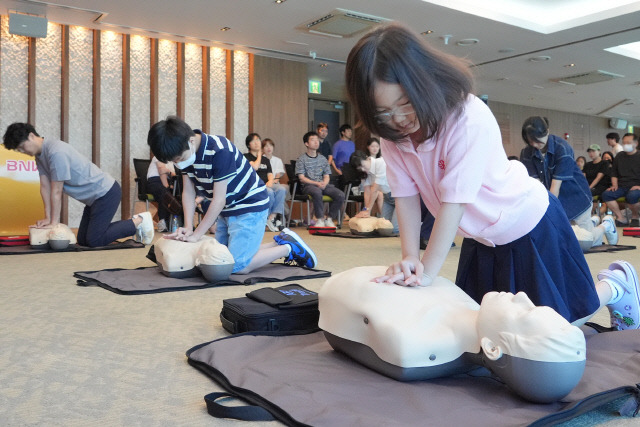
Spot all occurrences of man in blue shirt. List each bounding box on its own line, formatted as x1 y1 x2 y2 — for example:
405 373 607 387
147 116 317 272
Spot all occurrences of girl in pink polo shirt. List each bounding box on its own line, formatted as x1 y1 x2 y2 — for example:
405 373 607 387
345 23 640 330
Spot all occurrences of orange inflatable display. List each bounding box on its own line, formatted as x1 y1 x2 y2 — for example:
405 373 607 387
0 148 43 236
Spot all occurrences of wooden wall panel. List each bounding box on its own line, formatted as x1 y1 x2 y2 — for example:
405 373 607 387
488 101 613 158
253 55 308 165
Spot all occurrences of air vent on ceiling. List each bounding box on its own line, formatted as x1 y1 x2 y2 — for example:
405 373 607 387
301 9 390 38
551 70 624 85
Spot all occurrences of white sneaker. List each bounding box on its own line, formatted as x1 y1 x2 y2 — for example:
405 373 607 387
157 219 168 232
598 260 640 330
591 215 600 227
266 217 279 232
314 219 325 227
324 218 336 228
135 212 155 245
602 215 618 245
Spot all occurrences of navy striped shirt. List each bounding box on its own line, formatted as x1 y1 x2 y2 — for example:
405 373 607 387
183 130 268 217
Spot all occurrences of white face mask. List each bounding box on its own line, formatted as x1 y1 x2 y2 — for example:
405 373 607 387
175 143 196 169
623 144 635 153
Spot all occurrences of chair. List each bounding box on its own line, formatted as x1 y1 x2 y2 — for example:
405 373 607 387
285 163 310 228
341 162 365 220
132 158 156 216
286 162 345 228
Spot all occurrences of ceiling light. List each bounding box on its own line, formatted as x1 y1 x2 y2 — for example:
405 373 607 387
275 0 286 3
457 38 479 46
564 63 576 67
498 48 514 53
421 30 433 35
533 85 544 89
605 41 640 61
529 55 551 62
220 27 231 31
320 63 328 67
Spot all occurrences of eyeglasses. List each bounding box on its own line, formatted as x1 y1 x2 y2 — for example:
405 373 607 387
375 104 415 124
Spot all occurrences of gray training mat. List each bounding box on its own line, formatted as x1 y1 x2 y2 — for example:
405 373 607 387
187 329 640 427
584 244 636 254
74 264 331 295
0 238 145 255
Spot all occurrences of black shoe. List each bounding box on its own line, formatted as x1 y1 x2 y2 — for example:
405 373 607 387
632 219 640 227
616 219 630 227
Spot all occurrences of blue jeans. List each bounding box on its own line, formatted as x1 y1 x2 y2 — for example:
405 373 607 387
382 192 399 233
215 209 269 273
77 182 137 247
266 186 287 217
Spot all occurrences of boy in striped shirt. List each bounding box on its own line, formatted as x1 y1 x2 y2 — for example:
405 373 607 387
147 116 317 273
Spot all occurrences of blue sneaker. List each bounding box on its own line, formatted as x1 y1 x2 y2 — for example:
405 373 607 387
274 228 317 268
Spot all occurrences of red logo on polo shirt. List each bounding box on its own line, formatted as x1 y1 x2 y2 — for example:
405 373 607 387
438 160 445 170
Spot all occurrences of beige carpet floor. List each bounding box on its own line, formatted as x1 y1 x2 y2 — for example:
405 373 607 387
1 228 640 426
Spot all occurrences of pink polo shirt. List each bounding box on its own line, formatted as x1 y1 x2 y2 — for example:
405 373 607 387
382 95 548 246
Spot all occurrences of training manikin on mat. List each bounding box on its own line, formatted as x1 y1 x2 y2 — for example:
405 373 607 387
320 266 586 403
188 266 640 426
75 237 330 294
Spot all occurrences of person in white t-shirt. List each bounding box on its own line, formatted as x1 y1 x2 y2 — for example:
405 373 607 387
262 138 290 221
349 150 398 234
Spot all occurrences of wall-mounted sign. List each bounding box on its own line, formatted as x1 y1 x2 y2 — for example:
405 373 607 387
309 80 321 94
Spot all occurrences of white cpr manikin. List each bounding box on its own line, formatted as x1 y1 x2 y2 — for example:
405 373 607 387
29 223 77 247
319 266 587 403
348 217 394 235
154 236 234 278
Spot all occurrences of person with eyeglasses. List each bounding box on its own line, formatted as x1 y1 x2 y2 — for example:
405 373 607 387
345 23 640 331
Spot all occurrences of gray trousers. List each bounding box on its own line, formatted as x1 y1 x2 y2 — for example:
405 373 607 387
301 183 345 219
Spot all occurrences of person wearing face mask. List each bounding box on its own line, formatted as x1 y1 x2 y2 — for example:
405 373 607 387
519 117 618 249
2 122 154 247
345 24 639 331
601 133 640 227
147 116 317 274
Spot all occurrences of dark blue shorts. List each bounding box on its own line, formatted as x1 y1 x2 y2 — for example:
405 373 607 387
601 187 640 204
455 193 599 323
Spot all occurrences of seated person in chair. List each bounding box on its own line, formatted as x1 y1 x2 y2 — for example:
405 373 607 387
2 122 154 247
244 133 286 232
601 133 640 227
295 131 345 228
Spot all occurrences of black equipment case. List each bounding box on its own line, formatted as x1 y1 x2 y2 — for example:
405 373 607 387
220 284 320 335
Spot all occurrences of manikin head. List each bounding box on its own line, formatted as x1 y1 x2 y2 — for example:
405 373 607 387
477 292 586 402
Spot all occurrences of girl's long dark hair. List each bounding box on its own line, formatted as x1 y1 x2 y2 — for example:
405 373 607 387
346 23 474 142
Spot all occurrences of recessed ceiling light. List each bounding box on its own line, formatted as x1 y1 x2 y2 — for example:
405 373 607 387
421 30 433 35
498 48 514 53
496 77 510 81
320 63 328 67
220 27 231 31
529 55 551 62
457 38 479 46
564 63 576 67
533 85 544 89
275 0 286 3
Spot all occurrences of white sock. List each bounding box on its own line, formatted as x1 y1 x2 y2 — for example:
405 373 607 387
603 279 625 305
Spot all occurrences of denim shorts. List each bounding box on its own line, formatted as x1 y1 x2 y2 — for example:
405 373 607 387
215 209 269 273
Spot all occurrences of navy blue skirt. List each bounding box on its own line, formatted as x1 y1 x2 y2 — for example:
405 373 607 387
455 193 599 323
